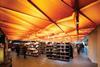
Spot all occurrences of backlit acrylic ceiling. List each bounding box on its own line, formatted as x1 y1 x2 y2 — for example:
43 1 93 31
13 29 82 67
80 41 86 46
0 0 100 42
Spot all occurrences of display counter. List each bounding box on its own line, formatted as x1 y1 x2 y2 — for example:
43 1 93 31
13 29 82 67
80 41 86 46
27 48 39 56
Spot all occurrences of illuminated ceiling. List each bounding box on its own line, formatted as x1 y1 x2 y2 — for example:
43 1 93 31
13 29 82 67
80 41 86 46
0 0 100 42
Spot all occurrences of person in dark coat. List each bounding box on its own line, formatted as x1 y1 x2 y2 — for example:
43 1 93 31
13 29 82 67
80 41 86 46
15 45 20 56
22 45 27 58
69 44 73 59
80 44 84 53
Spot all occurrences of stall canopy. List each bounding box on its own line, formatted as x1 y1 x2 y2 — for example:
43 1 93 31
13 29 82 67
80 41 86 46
0 0 100 42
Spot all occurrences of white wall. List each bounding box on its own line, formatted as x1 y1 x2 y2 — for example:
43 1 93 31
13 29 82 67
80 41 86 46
97 26 100 67
88 26 100 67
88 29 97 63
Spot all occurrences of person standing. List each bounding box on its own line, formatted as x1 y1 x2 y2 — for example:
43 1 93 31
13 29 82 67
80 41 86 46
22 45 27 58
69 43 73 59
15 45 20 56
81 44 84 53
76 44 82 55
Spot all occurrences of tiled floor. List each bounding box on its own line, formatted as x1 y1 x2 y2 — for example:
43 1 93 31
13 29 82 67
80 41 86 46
12 52 97 67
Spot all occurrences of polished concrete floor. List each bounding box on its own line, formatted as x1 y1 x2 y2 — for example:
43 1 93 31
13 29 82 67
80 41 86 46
12 52 97 67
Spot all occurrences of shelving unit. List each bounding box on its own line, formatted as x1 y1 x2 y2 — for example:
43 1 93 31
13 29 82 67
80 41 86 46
45 44 71 61
45 46 53 59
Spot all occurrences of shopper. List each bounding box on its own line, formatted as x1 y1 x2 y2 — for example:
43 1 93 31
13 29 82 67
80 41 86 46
69 43 73 59
76 44 81 55
80 44 84 53
22 45 27 58
84 44 88 55
15 45 20 56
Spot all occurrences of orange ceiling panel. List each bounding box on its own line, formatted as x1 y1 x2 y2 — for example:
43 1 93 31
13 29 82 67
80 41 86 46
31 0 73 20
63 0 97 8
0 0 99 42
81 1 100 25
0 0 48 20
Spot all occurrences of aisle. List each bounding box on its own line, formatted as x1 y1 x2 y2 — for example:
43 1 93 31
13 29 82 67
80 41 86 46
12 52 97 67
